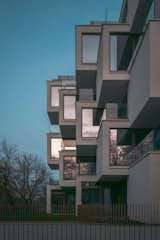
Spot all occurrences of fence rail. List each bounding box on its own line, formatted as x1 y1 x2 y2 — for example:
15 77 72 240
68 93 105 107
0 204 160 224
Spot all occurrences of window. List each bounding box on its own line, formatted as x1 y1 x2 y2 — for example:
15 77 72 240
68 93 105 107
51 86 61 107
82 34 100 63
64 95 76 119
51 138 62 160
63 156 78 181
82 109 99 138
109 129 132 166
110 34 138 71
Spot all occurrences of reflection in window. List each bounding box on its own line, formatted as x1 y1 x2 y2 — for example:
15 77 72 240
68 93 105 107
82 109 99 138
51 138 62 160
82 34 100 63
64 96 76 119
51 86 61 107
109 129 132 166
63 156 78 181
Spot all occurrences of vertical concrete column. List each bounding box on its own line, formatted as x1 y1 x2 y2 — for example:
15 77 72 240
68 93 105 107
76 179 82 215
46 185 51 214
105 103 118 119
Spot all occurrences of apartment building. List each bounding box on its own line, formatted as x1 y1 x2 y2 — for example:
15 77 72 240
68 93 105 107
46 0 160 214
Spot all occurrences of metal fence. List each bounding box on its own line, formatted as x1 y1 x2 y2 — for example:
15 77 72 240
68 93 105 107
0 204 160 239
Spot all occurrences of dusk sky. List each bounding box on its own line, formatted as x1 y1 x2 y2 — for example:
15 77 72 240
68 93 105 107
0 0 122 164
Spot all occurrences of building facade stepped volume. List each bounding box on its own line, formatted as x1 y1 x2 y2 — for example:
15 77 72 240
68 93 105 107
46 0 160 216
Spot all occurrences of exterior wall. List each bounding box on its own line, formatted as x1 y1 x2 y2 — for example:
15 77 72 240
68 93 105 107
150 21 160 97
128 152 160 204
96 120 129 180
128 21 160 126
128 24 150 125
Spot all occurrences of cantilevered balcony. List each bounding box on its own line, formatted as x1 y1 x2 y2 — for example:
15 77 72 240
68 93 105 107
47 133 76 169
96 120 130 183
59 150 96 188
76 25 101 90
96 24 132 109
47 76 76 124
76 101 99 158
59 89 76 139
128 21 160 128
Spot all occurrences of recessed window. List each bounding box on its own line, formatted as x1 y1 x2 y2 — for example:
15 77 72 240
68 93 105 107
82 34 100 63
51 138 62 160
64 95 76 120
63 156 78 181
109 129 132 166
51 86 61 107
82 109 99 138
110 34 138 71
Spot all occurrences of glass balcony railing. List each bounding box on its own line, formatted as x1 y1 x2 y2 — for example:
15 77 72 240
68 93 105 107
126 130 159 165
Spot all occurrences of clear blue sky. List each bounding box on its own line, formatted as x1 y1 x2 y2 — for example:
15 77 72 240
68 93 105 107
0 0 122 163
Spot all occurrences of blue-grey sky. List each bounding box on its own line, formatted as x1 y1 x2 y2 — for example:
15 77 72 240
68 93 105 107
0 0 122 163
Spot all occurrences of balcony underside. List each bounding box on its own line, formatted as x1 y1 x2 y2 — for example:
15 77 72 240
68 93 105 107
76 145 96 157
130 98 160 128
98 80 128 108
76 70 96 89
60 125 76 139
97 175 128 184
48 161 59 170
48 111 59 124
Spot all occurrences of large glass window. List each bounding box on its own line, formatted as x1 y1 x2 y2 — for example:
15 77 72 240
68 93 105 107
82 34 100 63
51 138 62 160
82 109 99 138
51 86 61 107
63 156 78 181
64 95 76 120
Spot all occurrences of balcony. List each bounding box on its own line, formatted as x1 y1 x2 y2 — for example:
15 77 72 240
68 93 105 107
96 24 131 109
47 76 76 124
59 89 76 139
76 25 101 90
96 120 130 183
47 133 76 169
126 130 160 165
128 21 160 128
76 101 99 157
59 150 96 187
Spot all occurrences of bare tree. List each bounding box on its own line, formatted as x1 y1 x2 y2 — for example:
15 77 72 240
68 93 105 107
0 140 50 206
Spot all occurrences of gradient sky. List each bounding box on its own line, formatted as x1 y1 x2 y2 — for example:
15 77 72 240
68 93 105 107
0 0 122 164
